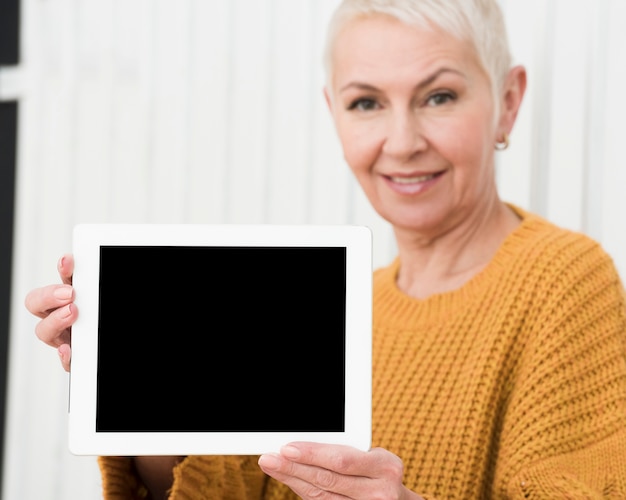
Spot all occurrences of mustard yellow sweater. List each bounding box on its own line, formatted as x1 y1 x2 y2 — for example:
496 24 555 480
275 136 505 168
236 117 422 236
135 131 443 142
98 206 626 499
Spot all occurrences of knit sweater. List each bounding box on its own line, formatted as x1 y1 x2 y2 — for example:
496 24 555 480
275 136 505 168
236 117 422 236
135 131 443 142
98 205 626 499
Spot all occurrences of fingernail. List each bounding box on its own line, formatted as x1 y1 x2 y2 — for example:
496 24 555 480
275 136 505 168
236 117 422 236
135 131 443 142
54 286 73 300
59 304 72 318
258 454 280 470
280 445 301 459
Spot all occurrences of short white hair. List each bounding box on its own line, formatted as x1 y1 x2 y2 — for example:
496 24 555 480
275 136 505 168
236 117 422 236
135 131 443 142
323 0 512 105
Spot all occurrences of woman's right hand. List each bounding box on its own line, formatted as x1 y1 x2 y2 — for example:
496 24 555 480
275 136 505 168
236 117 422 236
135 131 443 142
24 254 77 372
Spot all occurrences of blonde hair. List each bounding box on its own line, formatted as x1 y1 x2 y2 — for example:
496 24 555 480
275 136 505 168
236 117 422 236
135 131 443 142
323 0 512 107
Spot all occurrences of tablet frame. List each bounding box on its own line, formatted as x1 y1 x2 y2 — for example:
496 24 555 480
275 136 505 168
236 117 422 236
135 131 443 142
69 223 372 456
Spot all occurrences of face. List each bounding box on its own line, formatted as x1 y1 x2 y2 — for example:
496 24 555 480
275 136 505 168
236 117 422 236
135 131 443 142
325 15 503 236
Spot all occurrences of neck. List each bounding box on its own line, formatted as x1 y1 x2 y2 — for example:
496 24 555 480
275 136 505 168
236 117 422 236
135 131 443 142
393 201 520 299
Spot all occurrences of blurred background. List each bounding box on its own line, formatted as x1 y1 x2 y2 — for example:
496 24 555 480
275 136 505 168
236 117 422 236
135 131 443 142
0 0 624 498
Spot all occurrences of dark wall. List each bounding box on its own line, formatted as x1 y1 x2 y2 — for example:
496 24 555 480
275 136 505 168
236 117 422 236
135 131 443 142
0 101 17 500
1 0 21 497
0 0 20 64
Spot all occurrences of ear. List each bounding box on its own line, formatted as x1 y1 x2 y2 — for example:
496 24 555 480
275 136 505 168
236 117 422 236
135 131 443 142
497 65 527 136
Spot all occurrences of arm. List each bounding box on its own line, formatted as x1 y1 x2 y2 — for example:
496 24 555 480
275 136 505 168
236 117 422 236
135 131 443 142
496 243 626 498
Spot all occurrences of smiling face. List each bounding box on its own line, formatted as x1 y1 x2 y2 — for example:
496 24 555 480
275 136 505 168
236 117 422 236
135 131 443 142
325 14 505 236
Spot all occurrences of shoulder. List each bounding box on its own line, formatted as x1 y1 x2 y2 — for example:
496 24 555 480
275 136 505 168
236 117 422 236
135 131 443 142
503 207 626 348
495 206 626 332
506 204 620 281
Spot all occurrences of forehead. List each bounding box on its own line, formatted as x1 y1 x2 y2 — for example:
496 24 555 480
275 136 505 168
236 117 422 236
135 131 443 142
331 14 483 86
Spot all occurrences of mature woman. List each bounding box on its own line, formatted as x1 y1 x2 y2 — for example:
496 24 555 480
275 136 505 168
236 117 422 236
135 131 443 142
25 0 626 498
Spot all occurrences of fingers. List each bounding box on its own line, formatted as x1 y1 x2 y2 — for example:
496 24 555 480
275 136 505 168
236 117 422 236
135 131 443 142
259 443 386 499
33 302 75 348
24 272 77 350
259 454 339 499
24 284 74 319
24 253 77 373
260 453 361 499
24 253 75 318
277 442 375 475
58 344 72 372
57 253 74 285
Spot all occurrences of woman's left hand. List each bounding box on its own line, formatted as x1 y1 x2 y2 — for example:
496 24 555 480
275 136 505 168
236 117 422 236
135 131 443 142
258 442 424 500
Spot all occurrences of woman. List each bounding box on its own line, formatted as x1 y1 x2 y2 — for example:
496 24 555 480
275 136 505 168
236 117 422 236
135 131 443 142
25 0 626 498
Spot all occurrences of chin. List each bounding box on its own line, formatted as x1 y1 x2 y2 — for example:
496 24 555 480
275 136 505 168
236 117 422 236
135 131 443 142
378 202 440 227
387 216 435 232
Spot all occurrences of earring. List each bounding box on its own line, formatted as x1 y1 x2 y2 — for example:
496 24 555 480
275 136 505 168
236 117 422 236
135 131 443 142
495 132 509 151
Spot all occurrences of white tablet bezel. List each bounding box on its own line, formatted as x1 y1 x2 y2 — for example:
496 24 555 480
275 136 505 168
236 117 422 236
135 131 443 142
69 223 372 456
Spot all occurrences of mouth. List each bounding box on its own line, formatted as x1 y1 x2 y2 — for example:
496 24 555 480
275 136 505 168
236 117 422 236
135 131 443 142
387 172 441 184
382 170 444 195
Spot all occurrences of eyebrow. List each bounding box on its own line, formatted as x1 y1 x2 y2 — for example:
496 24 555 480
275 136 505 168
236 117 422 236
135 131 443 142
339 67 464 94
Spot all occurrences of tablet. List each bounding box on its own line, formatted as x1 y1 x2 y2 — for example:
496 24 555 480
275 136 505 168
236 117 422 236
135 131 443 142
69 223 372 456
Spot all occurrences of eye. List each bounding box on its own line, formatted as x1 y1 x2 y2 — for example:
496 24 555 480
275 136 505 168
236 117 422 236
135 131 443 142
347 98 380 112
426 91 456 107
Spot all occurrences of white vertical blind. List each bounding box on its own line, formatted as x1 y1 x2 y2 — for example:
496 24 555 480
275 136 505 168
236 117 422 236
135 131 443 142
2 1 625 498
602 0 626 274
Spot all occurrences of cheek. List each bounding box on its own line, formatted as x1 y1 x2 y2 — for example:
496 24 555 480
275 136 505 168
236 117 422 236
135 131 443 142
336 120 381 175
431 113 493 167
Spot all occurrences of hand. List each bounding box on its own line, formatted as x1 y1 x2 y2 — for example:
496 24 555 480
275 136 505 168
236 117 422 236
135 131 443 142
24 254 77 372
258 442 424 500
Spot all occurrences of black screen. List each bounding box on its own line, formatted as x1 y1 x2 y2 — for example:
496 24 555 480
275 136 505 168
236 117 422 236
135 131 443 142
96 246 347 432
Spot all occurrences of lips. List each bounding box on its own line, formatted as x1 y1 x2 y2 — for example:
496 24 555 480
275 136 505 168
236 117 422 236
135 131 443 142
389 172 438 184
384 171 443 195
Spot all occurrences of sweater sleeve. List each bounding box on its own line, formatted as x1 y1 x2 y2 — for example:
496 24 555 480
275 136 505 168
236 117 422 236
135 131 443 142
169 455 268 498
496 239 626 498
97 456 148 499
98 455 272 499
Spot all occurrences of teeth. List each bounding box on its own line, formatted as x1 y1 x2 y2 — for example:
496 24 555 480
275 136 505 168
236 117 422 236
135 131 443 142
390 173 436 184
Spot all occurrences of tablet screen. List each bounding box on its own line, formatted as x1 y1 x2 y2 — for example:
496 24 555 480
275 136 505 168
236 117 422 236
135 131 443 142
97 245 346 433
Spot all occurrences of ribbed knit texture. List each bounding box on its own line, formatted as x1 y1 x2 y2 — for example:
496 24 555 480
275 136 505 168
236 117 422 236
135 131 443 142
369 205 626 498
98 205 626 499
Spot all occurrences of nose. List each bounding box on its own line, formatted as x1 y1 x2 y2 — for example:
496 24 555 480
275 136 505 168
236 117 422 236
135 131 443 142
381 110 427 160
